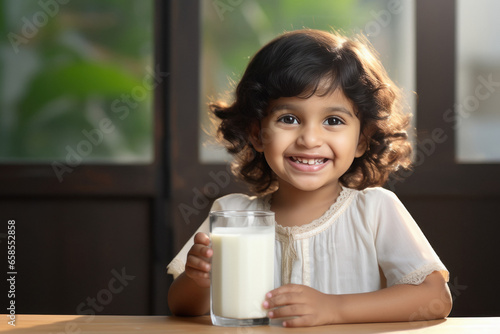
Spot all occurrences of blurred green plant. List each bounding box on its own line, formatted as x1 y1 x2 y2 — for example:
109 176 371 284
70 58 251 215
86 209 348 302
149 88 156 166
0 0 153 162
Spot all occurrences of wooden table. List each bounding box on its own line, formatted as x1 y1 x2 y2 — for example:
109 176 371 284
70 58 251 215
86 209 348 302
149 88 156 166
2 315 500 333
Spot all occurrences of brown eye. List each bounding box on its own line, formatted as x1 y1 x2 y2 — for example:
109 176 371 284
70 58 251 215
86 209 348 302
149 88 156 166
323 117 344 126
278 115 298 124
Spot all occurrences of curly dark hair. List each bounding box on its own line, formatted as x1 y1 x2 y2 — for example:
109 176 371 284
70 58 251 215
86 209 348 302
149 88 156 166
210 29 412 194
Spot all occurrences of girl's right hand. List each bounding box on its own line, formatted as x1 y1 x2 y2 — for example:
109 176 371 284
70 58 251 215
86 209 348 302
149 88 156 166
185 232 213 288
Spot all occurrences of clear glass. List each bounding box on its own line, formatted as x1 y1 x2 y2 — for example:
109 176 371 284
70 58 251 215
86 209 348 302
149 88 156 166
0 0 153 163
456 0 500 163
210 210 275 327
199 0 415 163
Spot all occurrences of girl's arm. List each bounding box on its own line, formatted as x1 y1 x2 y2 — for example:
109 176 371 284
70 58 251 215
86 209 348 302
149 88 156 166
264 271 452 327
168 271 210 316
167 233 212 316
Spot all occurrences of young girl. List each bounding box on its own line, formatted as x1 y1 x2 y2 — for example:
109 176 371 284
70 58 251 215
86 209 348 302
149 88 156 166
167 29 452 327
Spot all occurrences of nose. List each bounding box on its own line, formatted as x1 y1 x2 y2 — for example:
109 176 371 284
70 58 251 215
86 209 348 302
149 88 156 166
297 123 323 148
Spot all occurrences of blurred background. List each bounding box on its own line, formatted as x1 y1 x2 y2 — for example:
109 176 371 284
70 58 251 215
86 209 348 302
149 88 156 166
0 0 499 316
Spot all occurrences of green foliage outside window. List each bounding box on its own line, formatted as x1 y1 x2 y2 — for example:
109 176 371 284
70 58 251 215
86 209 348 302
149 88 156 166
0 0 153 162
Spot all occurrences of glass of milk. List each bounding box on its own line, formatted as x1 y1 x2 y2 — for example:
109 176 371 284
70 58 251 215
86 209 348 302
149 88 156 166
210 210 275 327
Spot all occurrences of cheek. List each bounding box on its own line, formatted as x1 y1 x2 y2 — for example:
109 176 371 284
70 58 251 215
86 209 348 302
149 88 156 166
331 132 361 156
262 127 292 149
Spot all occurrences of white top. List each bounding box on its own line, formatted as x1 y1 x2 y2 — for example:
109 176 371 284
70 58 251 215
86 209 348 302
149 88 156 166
167 187 449 294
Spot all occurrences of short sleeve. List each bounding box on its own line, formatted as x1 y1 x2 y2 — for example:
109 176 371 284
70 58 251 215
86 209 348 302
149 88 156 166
166 193 261 279
368 189 449 286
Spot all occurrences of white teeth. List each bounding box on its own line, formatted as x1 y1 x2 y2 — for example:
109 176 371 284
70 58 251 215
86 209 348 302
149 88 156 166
292 157 326 165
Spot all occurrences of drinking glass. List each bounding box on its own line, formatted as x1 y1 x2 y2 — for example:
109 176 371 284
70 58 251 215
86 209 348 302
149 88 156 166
210 210 275 327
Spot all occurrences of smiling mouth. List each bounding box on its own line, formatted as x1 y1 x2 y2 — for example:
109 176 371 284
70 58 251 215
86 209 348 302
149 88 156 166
290 157 329 165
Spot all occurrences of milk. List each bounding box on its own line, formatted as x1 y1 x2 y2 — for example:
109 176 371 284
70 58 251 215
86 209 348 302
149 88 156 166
211 226 274 319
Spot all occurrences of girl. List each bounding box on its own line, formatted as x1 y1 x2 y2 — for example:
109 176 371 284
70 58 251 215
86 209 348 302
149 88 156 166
167 29 452 327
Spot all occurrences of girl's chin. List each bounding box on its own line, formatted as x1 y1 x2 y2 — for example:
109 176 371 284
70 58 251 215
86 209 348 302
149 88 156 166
279 178 339 193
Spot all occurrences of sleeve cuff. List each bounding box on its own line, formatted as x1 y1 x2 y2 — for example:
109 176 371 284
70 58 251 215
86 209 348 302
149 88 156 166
166 258 185 280
395 263 449 285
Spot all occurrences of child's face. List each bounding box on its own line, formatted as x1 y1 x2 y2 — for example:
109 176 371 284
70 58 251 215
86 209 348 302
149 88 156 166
252 89 365 193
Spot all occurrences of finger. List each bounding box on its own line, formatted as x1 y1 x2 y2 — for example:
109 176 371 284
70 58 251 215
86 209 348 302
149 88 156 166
184 267 210 288
266 284 303 298
186 254 211 272
194 232 210 246
188 243 213 259
184 265 210 280
268 303 310 319
282 314 317 328
265 291 303 309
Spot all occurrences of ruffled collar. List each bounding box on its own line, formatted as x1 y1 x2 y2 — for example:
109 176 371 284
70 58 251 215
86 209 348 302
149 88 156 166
260 186 356 239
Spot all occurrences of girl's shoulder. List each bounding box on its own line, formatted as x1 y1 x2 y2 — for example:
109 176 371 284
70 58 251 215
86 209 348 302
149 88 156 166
356 186 400 201
349 186 405 213
212 193 269 211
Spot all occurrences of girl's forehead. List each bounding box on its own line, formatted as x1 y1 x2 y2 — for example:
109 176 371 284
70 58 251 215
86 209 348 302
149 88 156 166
268 88 354 110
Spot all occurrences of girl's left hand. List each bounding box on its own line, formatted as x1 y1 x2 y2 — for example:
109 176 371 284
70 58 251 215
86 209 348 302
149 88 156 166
263 284 340 327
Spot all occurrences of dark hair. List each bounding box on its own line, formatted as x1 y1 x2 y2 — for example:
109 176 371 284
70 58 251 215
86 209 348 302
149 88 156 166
210 29 412 194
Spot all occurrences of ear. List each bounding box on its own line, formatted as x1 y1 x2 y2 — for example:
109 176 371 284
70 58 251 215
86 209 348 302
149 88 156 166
355 132 368 158
249 121 264 152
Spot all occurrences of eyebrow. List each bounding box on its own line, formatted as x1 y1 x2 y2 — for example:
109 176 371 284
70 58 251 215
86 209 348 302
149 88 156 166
270 104 355 118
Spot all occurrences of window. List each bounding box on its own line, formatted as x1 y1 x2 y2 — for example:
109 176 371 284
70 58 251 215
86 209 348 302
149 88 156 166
0 0 154 163
455 0 500 163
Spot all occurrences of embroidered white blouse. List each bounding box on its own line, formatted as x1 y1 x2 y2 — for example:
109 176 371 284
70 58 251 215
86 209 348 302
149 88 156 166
167 187 449 294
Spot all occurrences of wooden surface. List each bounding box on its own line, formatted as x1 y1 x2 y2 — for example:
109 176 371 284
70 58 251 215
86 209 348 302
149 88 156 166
1 315 500 333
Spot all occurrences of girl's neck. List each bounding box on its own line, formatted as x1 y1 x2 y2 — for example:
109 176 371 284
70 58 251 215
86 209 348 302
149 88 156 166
270 181 343 228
